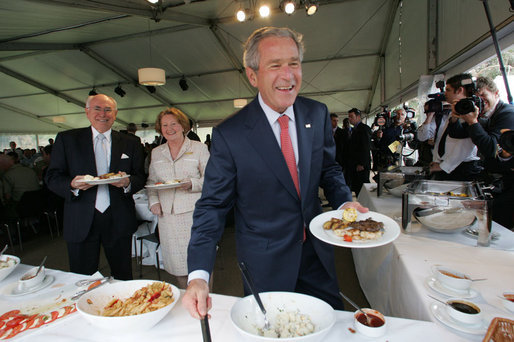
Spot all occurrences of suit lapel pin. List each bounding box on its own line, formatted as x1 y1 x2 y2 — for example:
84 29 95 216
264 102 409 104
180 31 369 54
305 124 311 128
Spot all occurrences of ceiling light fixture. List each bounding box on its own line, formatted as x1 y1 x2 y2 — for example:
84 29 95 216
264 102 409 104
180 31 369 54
146 0 159 4
146 85 156 93
305 0 318 15
138 67 166 86
179 76 189 91
234 99 248 108
88 87 97 96
259 4 270 17
114 84 126 97
236 8 247 22
280 0 296 14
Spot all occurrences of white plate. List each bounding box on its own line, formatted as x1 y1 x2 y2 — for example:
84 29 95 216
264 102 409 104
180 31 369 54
430 302 488 335
309 210 400 248
77 174 130 185
425 276 479 299
145 182 183 190
1 275 55 296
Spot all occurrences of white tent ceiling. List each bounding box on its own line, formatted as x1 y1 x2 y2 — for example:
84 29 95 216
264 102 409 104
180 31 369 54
0 0 512 134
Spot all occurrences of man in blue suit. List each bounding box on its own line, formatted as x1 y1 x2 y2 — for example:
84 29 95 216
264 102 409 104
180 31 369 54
182 27 367 318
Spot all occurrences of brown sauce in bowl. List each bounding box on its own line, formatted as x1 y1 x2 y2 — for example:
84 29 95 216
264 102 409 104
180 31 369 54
439 270 468 279
449 301 479 314
356 313 384 327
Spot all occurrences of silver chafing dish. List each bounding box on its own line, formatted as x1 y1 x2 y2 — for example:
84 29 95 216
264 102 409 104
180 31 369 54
377 166 427 197
401 180 486 233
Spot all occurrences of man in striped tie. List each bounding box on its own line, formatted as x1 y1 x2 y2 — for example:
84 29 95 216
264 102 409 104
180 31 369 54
184 27 368 319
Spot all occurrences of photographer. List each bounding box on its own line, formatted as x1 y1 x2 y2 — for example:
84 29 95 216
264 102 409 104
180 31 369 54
417 74 481 181
374 108 418 169
447 76 514 229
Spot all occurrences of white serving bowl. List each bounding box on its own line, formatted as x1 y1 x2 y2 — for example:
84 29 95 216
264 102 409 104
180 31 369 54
445 299 482 325
0 254 20 283
18 266 45 290
501 292 514 312
76 280 179 333
353 308 386 337
230 291 335 342
433 265 472 292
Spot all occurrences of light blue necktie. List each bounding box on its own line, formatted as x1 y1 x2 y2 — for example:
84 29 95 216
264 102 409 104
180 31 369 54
95 133 109 212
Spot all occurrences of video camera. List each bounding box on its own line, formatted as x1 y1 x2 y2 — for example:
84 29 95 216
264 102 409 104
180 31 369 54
424 80 446 113
373 106 392 131
454 95 484 115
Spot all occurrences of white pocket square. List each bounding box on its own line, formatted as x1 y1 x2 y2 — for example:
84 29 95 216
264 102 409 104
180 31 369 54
121 153 130 159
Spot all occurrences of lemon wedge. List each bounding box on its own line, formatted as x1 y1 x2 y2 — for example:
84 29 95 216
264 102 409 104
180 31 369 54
342 208 358 222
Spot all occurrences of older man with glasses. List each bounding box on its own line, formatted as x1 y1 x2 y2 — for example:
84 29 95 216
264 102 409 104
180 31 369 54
46 94 146 279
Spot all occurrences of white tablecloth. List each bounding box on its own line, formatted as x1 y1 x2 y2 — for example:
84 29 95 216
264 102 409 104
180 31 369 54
353 183 514 340
0 265 469 341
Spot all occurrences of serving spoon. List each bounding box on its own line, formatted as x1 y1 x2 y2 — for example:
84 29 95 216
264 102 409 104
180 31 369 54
339 291 372 326
35 256 47 277
0 244 7 258
238 262 270 330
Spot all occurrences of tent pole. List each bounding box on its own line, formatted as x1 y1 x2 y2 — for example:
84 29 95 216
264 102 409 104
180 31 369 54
481 0 513 104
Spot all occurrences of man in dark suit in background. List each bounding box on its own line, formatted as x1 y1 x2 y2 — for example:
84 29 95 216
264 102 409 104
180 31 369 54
347 108 372 196
331 113 344 168
46 94 145 280
182 27 367 319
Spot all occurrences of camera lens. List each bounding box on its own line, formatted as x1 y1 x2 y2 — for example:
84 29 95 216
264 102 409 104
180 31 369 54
499 130 514 154
454 98 475 115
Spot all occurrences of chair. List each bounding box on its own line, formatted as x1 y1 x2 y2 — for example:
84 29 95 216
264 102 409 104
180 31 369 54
13 189 45 250
135 225 161 280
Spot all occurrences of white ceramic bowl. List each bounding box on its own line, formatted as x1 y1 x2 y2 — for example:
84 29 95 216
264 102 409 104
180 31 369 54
18 266 45 290
433 265 472 292
230 291 335 342
445 299 482 325
0 255 20 283
353 308 386 337
76 280 180 333
501 292 514 312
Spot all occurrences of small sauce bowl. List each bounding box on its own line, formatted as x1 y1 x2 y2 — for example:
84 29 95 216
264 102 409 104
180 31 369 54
353 308 386 337
433 265 472 292
501 292 514 312
446 299 482 325
18 266 45 291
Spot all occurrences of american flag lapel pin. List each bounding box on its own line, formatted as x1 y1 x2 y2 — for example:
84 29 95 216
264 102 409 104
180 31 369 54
305 123 311 128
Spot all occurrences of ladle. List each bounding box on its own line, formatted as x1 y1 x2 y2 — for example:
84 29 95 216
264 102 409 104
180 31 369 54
339 291 372 326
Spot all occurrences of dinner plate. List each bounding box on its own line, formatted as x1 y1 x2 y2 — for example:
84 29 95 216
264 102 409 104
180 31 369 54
430 302 488 335
309 210 400 248
0 275 55 296
425 276 479 299
145 182 183 190
77 174 130 185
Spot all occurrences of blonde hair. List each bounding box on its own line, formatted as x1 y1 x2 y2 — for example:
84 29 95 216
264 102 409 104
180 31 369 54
155 107 190 135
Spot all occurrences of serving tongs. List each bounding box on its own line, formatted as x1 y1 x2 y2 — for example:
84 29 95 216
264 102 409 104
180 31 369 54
71 276 113 300
238 262 271 330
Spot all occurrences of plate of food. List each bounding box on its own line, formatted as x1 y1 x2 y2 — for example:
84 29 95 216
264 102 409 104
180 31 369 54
77 172 130 185
309 209 400 248
145 180 183 190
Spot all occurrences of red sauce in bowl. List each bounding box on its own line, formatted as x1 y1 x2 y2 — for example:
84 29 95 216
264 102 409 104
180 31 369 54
356 313 384 327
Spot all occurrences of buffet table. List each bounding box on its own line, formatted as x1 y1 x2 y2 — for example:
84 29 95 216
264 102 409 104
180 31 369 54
353 183 514 338
1 264 469 341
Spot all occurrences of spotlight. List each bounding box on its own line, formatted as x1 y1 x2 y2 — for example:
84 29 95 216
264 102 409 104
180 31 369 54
280 0 296 14
179 76 189 91
305 0 318 15
259 4 270 17
146 0 159 4
236 8 246 22
88 87 97 96
114 84 126 97
146 85 156 93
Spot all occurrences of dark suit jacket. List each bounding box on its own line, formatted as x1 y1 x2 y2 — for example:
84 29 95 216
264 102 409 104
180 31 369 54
45 127 146 243
188 96 352 292
347 121 372 169
333 127 346 168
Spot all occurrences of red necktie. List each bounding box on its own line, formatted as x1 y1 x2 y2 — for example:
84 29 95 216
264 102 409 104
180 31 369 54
278 115 300 196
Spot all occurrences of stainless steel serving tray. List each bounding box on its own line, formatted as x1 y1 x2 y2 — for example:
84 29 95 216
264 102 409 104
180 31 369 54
405 180 482 199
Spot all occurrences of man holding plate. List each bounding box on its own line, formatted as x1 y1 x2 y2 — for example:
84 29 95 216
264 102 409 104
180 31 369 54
46 94 146 280
183 27 367 318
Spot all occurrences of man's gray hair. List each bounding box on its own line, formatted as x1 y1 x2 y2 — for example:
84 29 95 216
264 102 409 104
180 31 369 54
85 94 118 110
243 27 304 71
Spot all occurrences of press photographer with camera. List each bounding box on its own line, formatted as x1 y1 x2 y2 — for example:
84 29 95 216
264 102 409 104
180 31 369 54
374 107 418 169
417 74 481 181
447 76 514 229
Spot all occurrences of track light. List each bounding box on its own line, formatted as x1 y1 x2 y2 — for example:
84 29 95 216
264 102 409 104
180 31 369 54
236 8 246 22
305 0 318 15
146 85 156 94
179 76 189 91
88 87 97 96
280 0 296 14
114 84 126 97
259 4 270 17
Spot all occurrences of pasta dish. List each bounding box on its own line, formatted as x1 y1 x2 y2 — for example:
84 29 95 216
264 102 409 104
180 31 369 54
101 282 174 317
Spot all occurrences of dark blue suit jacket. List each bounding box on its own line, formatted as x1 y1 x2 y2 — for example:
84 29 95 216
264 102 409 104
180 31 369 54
45 127 146 243
188 96 352 292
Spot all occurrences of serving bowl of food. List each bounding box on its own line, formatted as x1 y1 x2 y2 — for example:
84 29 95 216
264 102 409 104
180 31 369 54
76 280 179 333
413 207 476 233
230 291 335 342
0 254 20 283
353 308 386 337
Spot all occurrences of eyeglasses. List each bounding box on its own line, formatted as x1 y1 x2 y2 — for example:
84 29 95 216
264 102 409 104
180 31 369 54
88 106 113 114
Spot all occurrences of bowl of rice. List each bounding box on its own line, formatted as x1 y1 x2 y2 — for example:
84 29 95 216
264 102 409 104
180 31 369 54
0 254 20 283
230 291 335 342
76 280 180 333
